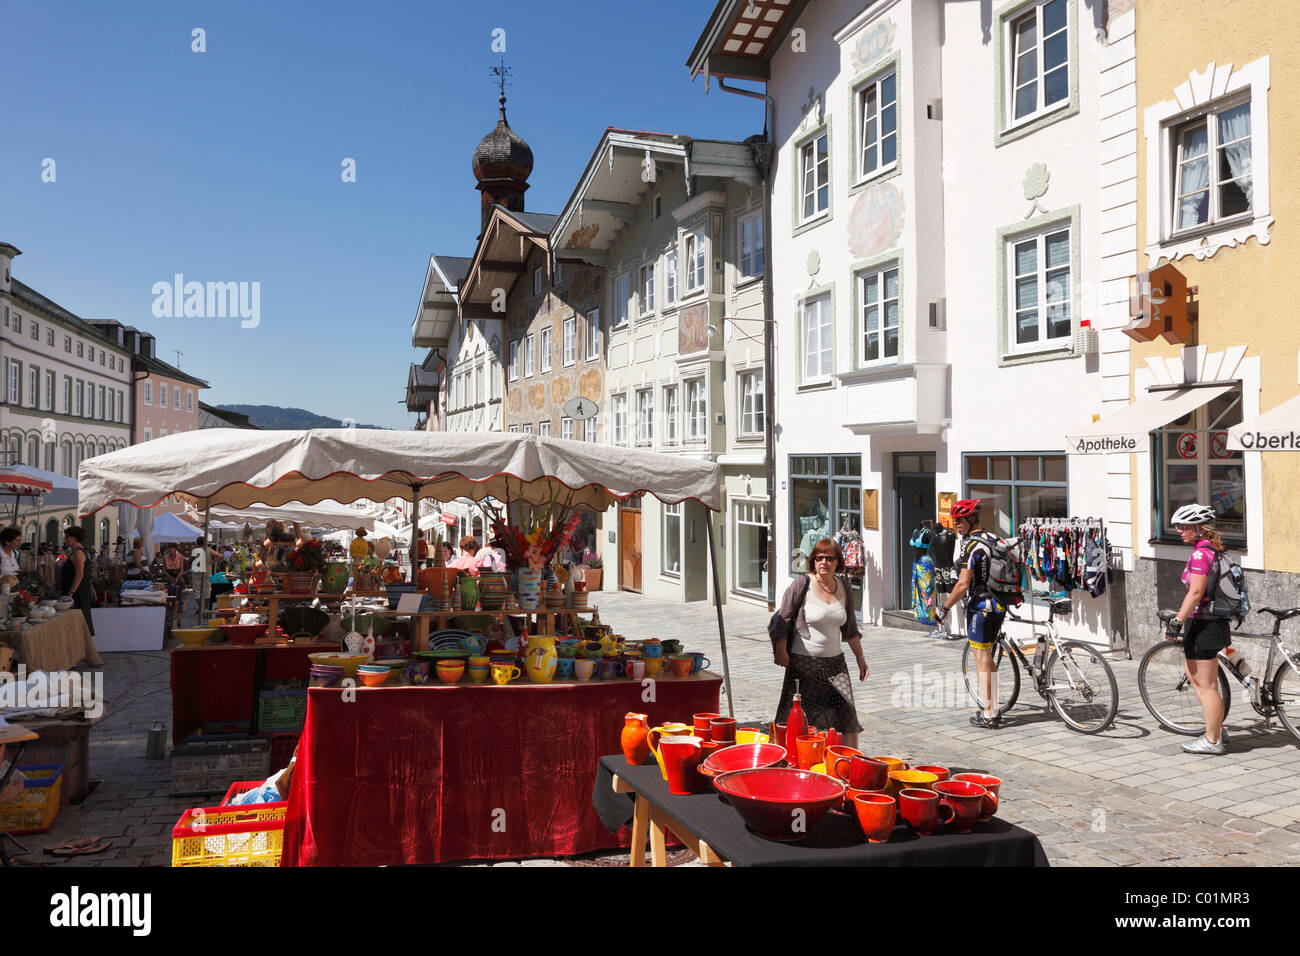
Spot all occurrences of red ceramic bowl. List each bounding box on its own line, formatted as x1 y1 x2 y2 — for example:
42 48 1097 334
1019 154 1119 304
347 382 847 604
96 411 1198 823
219 623 268 645
712 768 845 841
698 742 788 778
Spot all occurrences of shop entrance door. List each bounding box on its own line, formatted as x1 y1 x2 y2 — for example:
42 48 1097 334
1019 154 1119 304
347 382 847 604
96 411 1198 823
619 499 642 593
893 453 937 611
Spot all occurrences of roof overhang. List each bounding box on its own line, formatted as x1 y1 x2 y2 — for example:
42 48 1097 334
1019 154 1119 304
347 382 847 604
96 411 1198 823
412 255 461 349
458 207 552 321
686 0 814 83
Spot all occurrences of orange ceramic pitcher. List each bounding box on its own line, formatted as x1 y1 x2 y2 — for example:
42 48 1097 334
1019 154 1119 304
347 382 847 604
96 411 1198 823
621 713 652 766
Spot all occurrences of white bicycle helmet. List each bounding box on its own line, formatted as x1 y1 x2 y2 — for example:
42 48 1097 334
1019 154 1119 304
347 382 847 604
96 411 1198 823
1171 503 1216 526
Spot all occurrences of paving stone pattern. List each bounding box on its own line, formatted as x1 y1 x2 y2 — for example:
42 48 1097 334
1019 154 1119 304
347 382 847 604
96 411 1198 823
14 591 1300 867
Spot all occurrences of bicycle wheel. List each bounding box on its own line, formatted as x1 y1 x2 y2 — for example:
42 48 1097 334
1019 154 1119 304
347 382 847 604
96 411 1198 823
1271 654 1300 742
1045 640 1118 733
961 638 1020 716
1137 641 1231 735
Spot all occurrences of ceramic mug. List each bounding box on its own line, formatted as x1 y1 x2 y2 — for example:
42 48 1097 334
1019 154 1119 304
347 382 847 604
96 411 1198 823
644 658 663 677
796 734 826 771
693 712 722 739
688 652 711 675
581 641 604 660
913 765 951 783
641 641 663 658
898 788 943 835
668 656 693 678
709 717 738 743
626 659 646 680
490 663 521 685
853 793 897 843
868 756 909 779
556 640 579 659
467 666 489 684
952 773 1002 821
597 660 625 680
836 754 889 792
888 769 938 796
574 659 596 681
824 745 864 781
661 640 683 656
933 781 995 833
555 657 575 679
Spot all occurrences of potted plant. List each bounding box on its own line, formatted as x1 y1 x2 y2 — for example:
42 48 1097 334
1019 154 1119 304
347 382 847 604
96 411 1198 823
583 552 603 592
280 540 326 594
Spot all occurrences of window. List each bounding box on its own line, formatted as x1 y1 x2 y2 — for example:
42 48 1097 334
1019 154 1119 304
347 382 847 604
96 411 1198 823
76 341 83 358
100 352 106 366
187 389 194 412
118 390 125 421
584 419 597 442
522 423 533 436
665 250 678 304
738 211 765 280
684 230 706 293
99 385 106 420
561 416 574 440
859 266 900 364
523 334 534 377
144 381 153 405
663 385 680 446
662 502 682 576
144 427 152 442
475 364 484 404
653 194 662 219
799 132 830 221
1008 226 1071 350
685 379 706 441
30 321 38 341
614 275 630 327
1009 0 1069 123
964 453 1068 538
639 262 656 315
87 384 95 419
586 309 601 359
538 420 551 437
64 335 72 353
533 266 544 296
6 361 18 405
801 294 834 383
1154 390 1245 545
159 382 168 408
27 437 37 467
540 327 552 373
508 424 519 434
509 340 520 381
12 314 21 334
733 500 769 597
45 371 54 411
63 377 71 414
1172 101 1253 233
75 381 84 417
47 329 54 346
87 346 94 363
635 388 654 447
27 367 37 407
858 72 898 179
612 393 628 445
790 454 864 613
562 315 576 366
555 263 564 286
173 385 180 408
739 369 765 438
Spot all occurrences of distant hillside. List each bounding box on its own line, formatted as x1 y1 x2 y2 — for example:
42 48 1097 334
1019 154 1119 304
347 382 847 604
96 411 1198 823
215 405 387 431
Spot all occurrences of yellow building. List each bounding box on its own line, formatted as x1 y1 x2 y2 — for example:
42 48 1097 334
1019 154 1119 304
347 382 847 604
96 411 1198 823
1115 0 1296 623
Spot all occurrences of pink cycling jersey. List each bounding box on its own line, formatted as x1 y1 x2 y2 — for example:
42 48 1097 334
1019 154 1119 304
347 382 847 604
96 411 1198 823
1181 538 1216 619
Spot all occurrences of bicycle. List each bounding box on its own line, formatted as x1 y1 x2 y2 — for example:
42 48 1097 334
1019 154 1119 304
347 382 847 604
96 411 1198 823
960 597 1119 733
1137 607 1300 741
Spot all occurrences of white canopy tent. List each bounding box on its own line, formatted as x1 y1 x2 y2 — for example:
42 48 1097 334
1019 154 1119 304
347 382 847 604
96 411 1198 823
190 500 376 533
79 429 734 713
150 511 204 543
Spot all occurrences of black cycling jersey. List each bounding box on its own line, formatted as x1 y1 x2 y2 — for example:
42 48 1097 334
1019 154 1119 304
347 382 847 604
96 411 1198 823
958 532 994 599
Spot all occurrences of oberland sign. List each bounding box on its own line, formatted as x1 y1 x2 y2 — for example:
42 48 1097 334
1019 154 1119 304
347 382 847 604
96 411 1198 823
1070 435 1140 454
1232 430 1300 450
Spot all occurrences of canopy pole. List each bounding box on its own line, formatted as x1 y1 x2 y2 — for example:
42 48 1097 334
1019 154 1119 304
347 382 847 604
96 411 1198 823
704 512 734 718
200 503 211 617
409 482 422 582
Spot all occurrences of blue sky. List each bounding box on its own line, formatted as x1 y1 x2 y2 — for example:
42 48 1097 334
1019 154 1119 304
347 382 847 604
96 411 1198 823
3 0 759 428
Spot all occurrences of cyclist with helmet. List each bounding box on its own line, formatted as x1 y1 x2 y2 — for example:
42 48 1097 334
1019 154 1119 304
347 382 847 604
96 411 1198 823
1166 503 1232 755
936 498 1005 728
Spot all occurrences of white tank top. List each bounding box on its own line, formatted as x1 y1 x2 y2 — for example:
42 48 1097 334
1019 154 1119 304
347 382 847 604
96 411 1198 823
792 579 847 658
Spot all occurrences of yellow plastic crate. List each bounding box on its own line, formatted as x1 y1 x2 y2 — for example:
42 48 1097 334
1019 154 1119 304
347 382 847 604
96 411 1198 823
171 800 287 867
0 765 63 834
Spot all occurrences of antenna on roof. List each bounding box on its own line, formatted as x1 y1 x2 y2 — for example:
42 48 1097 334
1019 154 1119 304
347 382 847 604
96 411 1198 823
173 349 183 368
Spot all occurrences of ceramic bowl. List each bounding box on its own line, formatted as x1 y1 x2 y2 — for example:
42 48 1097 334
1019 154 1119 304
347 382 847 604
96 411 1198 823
699 742 788 778
436 661 465 684
358 670 389 687
219 623 268 645
173 627 218 647
712 768 845 841
308 652 370 679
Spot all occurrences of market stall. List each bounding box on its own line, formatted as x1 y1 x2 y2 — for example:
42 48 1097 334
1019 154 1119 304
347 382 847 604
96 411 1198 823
0 609 102 673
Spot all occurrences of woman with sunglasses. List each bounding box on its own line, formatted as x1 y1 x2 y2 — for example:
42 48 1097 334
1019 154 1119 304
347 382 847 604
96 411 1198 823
771 538 869 749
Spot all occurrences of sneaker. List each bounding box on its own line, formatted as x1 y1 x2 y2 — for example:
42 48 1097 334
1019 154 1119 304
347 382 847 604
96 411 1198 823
969 713 1002 729
1181 734 1227 755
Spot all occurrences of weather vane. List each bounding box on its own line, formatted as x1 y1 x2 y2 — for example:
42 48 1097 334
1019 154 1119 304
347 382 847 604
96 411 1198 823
490 57 513 101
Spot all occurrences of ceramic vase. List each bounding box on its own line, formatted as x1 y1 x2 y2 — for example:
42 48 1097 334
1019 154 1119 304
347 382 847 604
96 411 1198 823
621 713 652 765
524 634 558 684
322 563 349 594
516 568 542 608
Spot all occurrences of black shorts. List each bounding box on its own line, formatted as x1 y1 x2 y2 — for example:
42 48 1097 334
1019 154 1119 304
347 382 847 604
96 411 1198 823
1183 617 1231 660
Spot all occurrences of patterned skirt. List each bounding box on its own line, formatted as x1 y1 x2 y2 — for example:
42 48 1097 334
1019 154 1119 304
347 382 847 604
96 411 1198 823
775 652 862 735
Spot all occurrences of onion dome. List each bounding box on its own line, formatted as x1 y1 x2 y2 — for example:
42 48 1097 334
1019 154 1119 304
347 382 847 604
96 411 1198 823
472 95 534 184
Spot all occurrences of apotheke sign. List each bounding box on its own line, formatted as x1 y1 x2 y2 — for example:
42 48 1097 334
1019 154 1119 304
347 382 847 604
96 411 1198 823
1068 435 1139 455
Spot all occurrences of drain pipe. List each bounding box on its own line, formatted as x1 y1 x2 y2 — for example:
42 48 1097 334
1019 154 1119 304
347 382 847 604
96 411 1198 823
717 78 778 611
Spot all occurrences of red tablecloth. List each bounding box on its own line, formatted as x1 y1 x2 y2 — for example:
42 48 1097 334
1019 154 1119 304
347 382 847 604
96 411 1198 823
280 676 722 866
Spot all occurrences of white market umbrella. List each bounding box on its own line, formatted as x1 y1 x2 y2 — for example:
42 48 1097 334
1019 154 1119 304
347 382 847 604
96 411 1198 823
150 511 204 543
191 500 374 533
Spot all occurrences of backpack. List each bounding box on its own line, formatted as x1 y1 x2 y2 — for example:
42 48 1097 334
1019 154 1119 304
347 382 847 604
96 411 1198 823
974 531 1025 605
1207 550 1250 626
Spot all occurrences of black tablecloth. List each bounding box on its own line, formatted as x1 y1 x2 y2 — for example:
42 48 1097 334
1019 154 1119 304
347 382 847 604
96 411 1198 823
593 756 1049 867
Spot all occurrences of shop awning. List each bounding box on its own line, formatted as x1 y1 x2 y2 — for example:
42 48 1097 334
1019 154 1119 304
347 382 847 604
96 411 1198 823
1066 383 1236 455
1227 392 1300 451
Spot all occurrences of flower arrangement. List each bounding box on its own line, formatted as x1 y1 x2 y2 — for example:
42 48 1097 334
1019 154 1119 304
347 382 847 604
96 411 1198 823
286 540 327 573
9 589 35 619
583 551 603 570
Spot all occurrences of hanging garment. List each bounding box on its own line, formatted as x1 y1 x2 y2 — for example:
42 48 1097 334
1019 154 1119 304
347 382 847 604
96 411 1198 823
911 553 937 624
839 530 865 571
1084 533 1108 597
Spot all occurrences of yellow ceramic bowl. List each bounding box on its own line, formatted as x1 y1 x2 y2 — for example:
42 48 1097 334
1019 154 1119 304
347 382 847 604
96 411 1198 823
173 627 219 647
308 652 370 680
735 730 770 745
810 763 829 775
888 769 939 796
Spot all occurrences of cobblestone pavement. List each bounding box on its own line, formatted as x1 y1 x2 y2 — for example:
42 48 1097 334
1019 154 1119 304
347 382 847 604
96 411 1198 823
14 590 1300 867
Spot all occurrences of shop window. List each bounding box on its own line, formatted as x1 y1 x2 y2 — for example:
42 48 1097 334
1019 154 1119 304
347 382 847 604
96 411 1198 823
963 452 1068 538
662 502 681 576
733 500 769 597
790 454 864 617
1153 389 1245 545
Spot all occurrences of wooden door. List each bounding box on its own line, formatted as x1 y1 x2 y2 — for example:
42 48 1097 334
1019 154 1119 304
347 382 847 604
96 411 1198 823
619 508 642 592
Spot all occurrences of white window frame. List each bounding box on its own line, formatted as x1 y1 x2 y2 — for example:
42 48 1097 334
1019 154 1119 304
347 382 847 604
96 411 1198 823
732 499 769 598
27 366 37 407
44 371 54 411
858 265 901 367
1006 224 1073 355
540 327 552 373
63 377 71 414
684 230 706 294
584 418 597 443
561 416 574 440
523 334 535 377
738 369 765 439
662 384 680 446
538 420 551 438
857 70 898 182
800 294 834 385
639 262 656 316
662 502 682 577
737 210 765 281
635 387 654 447
159 381 168 408
614 274 631 328
799 132 830 223
1006 0 1070 127
612 393 629 446
187 389 194 412
586 309 601 359
75 381 83 417
562 315 576 366
509 340 520 381
144 427 153 442
6 361 19 405
1170 96 1254 238
684 378 706 443
522 423 534 436
99 385 106 420
665 249 678 305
